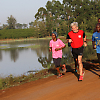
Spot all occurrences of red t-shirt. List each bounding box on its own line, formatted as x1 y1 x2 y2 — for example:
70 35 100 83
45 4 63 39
67 30 85 48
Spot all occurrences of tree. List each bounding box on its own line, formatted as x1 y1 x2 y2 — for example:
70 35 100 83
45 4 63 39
16 23 23 29
7 15 17 29
3 24 8 29
35 7 47 21
45 0 63 34
63 0 73 32
23 23 27 29
29 21 34 28
35 0 100 36
38 21 47 37
58 21 68 36
87 15 98 32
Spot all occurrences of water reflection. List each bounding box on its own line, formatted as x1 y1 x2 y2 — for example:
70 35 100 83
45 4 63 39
10 49 19 62
0 48 43 78
0 40 50 78
0 50 2 61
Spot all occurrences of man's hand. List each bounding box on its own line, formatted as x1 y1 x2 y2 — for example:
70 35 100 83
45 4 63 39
92 41 96 49
93 45 96 49
84 42 87 47
69 39 73 43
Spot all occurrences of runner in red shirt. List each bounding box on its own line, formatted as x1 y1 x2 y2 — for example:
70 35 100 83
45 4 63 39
67 22 87 81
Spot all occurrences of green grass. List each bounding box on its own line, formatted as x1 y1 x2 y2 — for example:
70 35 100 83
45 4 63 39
0 46 8 49
0 69 55 90
85 32 92 39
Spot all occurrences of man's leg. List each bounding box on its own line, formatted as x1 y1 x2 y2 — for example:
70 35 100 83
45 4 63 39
97 53 100 63
97 53 100 78
78 55 85 81
78 55 83 76
74 58 78 72
72 48 78 72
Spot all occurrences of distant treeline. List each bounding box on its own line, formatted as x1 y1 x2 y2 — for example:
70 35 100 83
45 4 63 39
0 29 39 39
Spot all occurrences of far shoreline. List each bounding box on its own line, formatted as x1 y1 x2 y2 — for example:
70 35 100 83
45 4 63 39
0 36 52 43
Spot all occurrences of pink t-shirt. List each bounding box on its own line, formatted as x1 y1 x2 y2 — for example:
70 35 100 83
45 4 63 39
49 39 65 58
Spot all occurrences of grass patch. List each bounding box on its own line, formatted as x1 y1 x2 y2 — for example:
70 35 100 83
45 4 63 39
0 69 55 90
85 32 92 39
0 46 8 49
87 41 92 45
0 37 51 43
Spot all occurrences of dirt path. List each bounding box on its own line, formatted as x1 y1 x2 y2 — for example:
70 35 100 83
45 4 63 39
0 64 100 100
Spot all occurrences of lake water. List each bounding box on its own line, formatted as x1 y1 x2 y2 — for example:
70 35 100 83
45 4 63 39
0 40 97 78
0 40 50 78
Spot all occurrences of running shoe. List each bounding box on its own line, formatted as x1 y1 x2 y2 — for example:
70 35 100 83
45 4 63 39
57 73 62 78
75 66 78 73
75 69 77 73
62 64 66 73
79 71 85 81
79 75 83 81
82 71 85 78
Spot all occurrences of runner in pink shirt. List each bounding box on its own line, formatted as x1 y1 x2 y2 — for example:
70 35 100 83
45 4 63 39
49 31 66 78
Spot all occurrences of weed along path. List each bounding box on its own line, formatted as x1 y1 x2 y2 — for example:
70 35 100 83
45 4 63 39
0 65 100 100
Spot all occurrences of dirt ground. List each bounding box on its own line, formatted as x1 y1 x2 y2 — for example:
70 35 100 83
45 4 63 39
0 61 100 100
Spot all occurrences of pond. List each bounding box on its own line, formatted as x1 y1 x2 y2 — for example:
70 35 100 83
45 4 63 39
0 40 97 78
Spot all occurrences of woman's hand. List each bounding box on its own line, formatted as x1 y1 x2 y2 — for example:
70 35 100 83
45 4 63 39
55 48 60 51
49 48 52 52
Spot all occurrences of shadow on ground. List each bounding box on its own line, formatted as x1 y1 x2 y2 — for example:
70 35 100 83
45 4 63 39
48 59 100 80
48 64 79 80
83 59 100 77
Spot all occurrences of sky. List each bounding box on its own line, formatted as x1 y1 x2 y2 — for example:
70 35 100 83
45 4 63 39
0 0 63 25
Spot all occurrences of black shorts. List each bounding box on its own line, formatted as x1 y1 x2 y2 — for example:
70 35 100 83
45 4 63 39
53 58 61 68
72 46 84 59
97 53 100 63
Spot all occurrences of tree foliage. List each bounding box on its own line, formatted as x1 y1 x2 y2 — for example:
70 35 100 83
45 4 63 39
34 0 100 37
7 15 17 29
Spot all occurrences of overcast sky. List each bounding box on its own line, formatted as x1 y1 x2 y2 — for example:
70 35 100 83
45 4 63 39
0 0 63 25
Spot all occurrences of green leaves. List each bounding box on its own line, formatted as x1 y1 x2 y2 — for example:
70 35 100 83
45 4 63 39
34 0 100 36
7 15 17 29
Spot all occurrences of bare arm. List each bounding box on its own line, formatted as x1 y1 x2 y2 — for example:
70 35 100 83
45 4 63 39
83 35 87 47
92 41 96 49
55 45 66 51
49 47 52 52
66 34 73 43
